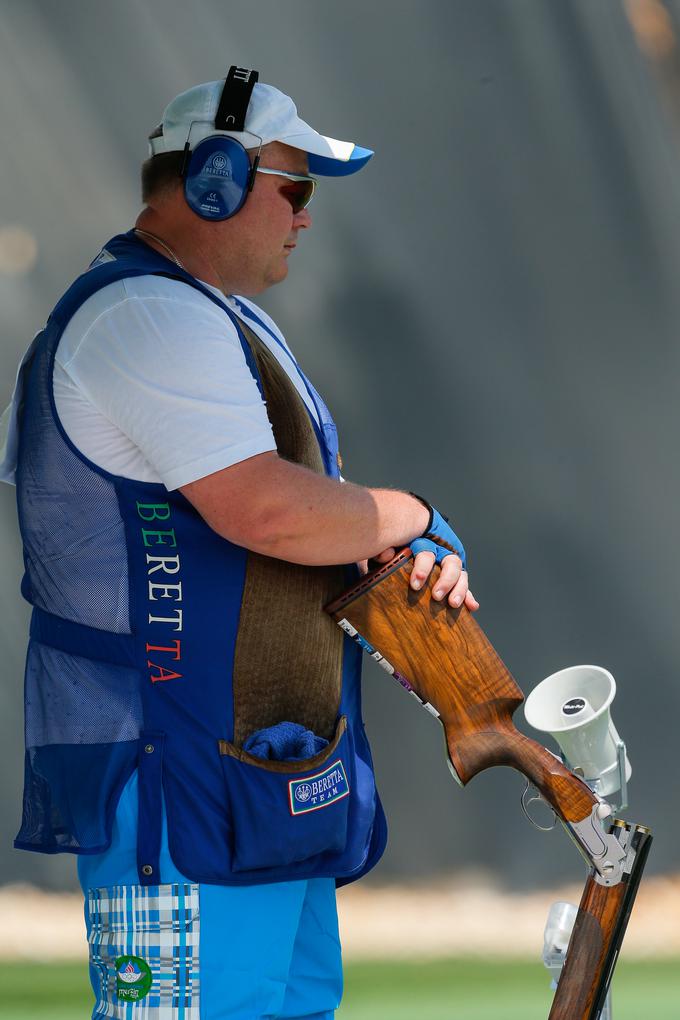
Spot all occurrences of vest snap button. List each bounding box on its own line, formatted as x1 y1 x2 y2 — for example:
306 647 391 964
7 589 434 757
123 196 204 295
144 744 154 754
142 864 153 876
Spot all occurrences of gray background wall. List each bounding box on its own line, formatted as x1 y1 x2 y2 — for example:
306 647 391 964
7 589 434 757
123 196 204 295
0 0 679 890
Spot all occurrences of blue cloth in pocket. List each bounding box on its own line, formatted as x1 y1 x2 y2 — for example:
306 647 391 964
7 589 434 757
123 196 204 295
243 721 329 762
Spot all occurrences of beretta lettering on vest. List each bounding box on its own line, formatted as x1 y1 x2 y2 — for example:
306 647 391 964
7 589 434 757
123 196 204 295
136 502 184 684
288 759 350 816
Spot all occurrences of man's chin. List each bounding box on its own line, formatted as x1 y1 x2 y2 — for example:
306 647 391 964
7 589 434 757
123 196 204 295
267 261 290 288
242 261 289 296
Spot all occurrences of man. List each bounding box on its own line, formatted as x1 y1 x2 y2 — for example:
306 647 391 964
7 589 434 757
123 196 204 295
1 68 477 1019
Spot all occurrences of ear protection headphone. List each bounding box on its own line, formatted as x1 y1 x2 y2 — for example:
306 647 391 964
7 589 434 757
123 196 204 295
181 66 261 221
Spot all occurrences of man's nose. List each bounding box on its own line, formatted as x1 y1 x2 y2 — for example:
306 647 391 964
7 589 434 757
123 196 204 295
294 208 312 230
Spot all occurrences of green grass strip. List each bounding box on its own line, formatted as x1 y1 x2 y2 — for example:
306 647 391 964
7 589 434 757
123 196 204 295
338 958 680 1020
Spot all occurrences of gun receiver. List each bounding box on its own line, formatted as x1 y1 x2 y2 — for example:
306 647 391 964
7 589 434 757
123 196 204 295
325 548 652 1020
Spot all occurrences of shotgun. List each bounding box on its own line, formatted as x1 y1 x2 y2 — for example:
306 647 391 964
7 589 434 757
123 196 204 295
325 548 652 1020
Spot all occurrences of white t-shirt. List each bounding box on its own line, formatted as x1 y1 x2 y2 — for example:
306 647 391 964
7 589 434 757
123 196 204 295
36 274 320 490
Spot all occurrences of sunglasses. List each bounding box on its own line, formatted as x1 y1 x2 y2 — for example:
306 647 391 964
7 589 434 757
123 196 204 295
255 167 317 212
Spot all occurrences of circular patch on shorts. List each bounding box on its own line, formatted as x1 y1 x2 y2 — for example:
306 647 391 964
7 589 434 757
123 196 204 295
115 955 153 1002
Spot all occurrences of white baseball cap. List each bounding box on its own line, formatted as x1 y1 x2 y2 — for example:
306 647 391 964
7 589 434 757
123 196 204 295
149 78 373 177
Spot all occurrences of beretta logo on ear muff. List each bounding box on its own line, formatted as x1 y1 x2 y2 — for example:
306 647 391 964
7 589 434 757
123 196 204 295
184 138 252 220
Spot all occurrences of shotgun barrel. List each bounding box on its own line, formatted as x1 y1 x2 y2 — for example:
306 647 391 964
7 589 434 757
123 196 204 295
549 824 652 1020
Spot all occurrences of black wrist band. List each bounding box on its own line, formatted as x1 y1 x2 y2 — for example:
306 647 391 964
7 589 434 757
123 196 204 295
408 491 434 535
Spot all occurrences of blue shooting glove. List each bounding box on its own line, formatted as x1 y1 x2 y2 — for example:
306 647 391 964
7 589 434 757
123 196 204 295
408 493 467 569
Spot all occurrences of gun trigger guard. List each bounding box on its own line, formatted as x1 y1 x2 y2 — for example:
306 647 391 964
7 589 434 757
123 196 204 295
521 778 558 832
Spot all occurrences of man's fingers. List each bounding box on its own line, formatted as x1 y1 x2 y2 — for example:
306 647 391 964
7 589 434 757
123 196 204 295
444 568 469 608
410 550 435 590
410 550 477 610
431 554 463 602
374 547 396 564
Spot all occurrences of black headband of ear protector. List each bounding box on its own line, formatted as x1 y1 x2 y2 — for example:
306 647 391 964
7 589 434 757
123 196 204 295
215 66 259 132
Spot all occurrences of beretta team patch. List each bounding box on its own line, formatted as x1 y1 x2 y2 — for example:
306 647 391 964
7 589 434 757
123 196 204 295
115 955 153 1002
289 759 349 815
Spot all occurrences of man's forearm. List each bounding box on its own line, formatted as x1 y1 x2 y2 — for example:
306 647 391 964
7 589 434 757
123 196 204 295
254 471 429 565
181 453 430 565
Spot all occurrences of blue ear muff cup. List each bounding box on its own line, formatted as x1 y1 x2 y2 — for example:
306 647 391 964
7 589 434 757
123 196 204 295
183 136 252 221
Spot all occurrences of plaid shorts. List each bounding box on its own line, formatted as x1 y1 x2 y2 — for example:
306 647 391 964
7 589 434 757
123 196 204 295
87 883 200 1018
84 878 339 1019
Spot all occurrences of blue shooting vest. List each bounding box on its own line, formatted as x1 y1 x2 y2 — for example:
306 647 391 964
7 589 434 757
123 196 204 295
14 231 387 887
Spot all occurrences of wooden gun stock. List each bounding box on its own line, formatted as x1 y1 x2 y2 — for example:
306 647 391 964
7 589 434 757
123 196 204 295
326 549 652 1020
327 551 596 821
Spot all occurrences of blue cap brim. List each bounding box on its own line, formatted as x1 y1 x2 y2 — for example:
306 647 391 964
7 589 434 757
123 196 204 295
307 145 374 177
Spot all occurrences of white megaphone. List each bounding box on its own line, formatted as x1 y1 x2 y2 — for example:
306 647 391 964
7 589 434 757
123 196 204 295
524 665 631 809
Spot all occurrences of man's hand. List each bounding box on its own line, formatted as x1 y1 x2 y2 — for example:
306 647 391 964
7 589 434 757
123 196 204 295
370 546 480 612
408 497 479 611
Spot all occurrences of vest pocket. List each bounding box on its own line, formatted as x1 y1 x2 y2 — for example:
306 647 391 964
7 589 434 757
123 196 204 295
219 715 352 872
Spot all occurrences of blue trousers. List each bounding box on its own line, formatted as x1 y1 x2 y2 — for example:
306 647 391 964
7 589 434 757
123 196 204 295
78 773 342 1019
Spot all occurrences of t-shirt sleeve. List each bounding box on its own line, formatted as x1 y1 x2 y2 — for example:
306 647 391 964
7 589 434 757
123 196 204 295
56 287 277 490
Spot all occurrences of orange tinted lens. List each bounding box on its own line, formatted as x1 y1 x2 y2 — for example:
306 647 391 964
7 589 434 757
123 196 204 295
280 180 314 212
